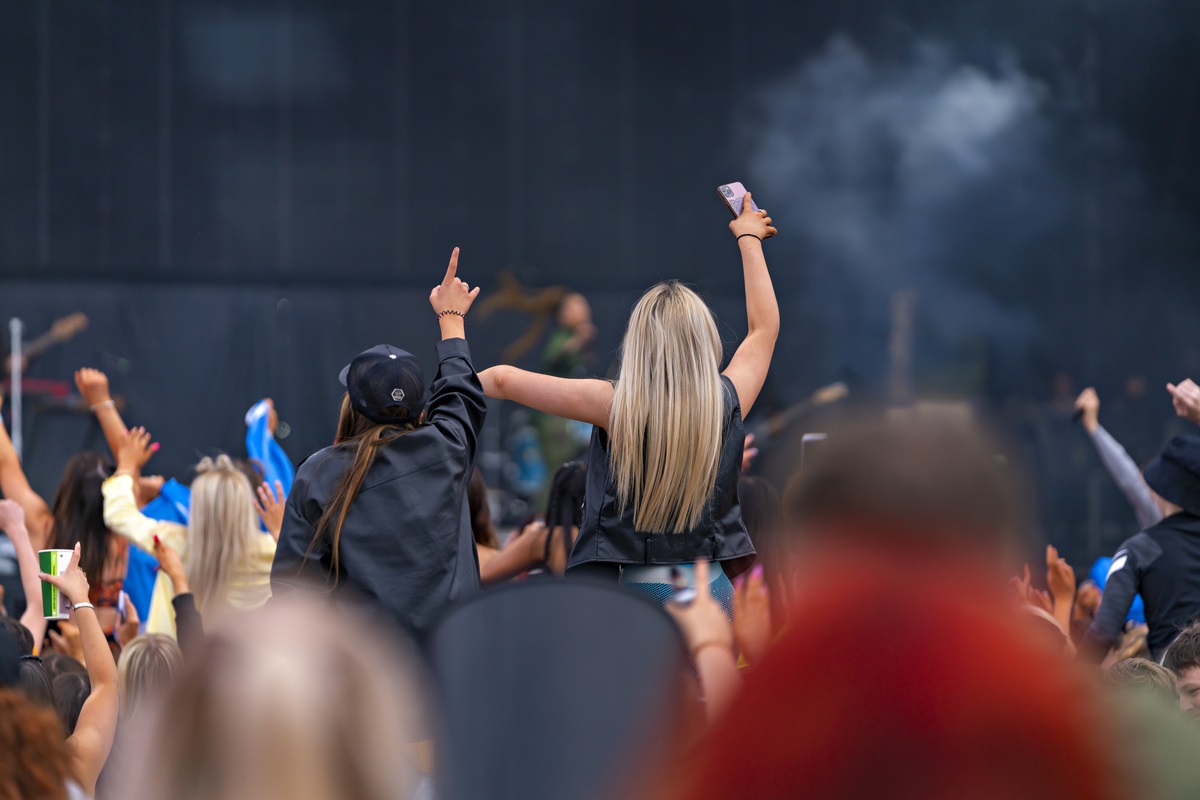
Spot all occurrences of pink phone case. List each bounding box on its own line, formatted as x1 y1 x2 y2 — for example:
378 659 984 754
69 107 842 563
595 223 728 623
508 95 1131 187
718 182 760 217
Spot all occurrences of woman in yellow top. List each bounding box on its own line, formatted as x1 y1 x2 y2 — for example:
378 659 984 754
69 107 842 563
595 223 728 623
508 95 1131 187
102 428 276 636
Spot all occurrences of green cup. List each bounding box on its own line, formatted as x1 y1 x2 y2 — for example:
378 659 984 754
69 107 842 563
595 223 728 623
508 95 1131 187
38 549 75 620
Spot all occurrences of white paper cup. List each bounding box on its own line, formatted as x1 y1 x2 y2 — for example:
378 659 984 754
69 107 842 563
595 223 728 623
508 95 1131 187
38 549 75 620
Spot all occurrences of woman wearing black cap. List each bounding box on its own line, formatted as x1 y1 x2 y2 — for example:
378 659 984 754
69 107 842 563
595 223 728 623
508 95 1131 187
271 248 486 640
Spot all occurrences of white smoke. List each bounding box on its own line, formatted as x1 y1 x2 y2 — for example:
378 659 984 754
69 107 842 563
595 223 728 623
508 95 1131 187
743 36 1075 384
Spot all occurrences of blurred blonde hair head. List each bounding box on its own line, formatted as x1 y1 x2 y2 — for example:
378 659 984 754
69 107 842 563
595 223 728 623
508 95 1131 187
117 634 182 720
610 281 725 534
186 454 260 616
123 597 423 800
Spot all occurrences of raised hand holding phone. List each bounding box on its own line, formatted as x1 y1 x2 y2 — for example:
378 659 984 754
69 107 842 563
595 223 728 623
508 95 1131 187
718 182 759 217
728 191 776 241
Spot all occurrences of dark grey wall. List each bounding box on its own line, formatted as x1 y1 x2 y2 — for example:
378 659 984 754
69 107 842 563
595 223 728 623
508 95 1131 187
3 0 1199 560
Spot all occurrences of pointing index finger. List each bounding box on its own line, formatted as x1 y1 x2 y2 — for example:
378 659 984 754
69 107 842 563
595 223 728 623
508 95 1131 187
442 247 460 286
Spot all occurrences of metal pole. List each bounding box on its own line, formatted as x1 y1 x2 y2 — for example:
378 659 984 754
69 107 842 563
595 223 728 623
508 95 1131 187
8 318 23 460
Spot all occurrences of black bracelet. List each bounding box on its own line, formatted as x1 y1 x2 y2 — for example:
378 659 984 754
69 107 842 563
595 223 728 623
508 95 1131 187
437 310 465 319
737 233 763 243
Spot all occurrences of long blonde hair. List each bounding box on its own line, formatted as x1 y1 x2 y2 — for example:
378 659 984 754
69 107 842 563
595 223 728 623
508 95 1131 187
610 281 725 533
186 454 260 615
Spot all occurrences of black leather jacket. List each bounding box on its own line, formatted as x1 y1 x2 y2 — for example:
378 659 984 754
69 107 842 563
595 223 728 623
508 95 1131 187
271 338 486 639
568 376 756 579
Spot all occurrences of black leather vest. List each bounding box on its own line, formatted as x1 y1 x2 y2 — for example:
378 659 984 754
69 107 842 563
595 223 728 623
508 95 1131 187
567 376 756 579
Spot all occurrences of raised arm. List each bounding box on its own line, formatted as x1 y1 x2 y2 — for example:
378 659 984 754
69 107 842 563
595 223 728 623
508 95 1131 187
0 499 48 649
480 366 612 429
41 543 119 796
0 399 52 549
721 193 779 417
429 246 479 343
75 368 130 460
1075 388 1161 530
102 428 184 553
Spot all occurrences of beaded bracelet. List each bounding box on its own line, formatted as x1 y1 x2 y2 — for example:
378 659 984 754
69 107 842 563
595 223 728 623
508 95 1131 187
437 310 466 319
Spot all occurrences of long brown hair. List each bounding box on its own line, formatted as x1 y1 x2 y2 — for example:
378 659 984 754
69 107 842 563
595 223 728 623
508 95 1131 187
50 451 115 582
307 394 418 579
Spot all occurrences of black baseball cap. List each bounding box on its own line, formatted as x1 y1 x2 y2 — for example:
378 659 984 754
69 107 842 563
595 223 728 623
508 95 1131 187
339 345 427 425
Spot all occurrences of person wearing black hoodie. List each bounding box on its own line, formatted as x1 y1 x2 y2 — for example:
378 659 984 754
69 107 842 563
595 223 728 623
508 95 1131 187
271 249 485 641
1085 434 1200 660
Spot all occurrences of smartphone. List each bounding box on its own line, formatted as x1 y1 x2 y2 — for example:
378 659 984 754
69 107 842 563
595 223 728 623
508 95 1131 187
669 566 697 606
718 182 760 218
800 433 827 471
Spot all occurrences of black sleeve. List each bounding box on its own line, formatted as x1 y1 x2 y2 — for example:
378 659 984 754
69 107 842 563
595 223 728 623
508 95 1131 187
1082 533 1158 660
171 593 205 658
426 338 487 460
270 464 334 595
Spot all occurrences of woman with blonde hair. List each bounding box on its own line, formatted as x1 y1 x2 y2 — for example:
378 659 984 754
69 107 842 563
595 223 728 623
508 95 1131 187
120 596 427 800
480 198 779 608
117 635 183 720
103 440 275 636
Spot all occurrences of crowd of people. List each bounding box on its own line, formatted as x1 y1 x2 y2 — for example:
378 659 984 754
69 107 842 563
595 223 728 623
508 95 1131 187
4 197 1200 799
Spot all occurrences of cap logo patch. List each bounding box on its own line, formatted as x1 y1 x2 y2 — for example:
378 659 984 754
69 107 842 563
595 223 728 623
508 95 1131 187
391 388 405 402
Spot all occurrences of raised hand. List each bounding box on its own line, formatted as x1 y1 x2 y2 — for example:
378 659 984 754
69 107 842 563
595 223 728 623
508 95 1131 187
1074 387 1100 434
49 620 85 663
1045 545 1076 604
253 480 287 541
39 542 91 608
729 192 777 241
429 247 481 317
665 560 734 656
115 592 140 648
1168 379 1200 426
74 368 112 408
117 426 158 473
0 497 26 533
152 535 189 594
733 565 771 666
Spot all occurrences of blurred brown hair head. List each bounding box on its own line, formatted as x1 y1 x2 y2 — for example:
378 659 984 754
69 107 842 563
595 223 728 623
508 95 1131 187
0 688 73 800
1162 622 1200 676
122 597 424 800
784 415 1030 562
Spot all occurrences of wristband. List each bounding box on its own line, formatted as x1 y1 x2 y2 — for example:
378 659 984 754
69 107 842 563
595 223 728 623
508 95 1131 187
90 400 115 411
437 310 466 319
737 233 763 243
72 602 95 612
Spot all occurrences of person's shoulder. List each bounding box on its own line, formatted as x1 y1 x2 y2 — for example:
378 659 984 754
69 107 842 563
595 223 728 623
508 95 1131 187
294 444 347 478
1116 530 1163 566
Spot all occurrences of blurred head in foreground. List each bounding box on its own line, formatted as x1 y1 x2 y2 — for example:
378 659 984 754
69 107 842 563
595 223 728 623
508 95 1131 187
784 415 1030 575
0 689 75 800
655 559 1123 800
1105 658 1178 709
1162 623 1200 719
122 597 425 800
647 416 1125 799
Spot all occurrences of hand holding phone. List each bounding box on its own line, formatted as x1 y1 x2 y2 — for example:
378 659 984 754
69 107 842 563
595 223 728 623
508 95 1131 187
718 182 759 218
721 182 777 240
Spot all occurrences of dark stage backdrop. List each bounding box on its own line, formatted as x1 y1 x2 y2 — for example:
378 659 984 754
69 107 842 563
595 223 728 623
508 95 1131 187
3 0 1200 561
